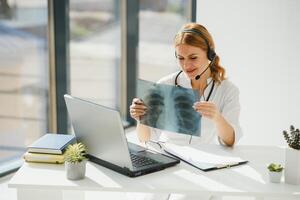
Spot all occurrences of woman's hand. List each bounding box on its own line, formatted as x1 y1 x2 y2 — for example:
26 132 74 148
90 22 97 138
194 101 235 146
129 98 147 121
193 101 221 123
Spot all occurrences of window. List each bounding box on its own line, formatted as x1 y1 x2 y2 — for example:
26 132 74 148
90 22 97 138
69 0 121 109
0 0 48 175
138 0 193 81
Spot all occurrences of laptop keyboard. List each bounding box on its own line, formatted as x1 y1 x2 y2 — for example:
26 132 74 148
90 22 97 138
130 153 159 168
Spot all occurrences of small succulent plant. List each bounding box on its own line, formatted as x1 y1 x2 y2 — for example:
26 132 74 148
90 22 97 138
65 142 87 163
268 163 283 172
283 125 300 150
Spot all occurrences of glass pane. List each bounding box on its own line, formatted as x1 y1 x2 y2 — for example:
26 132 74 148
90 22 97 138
139 0 192 81
0 1 48 169
69 0 120 109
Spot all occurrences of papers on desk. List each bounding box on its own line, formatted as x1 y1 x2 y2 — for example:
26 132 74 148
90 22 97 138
162 143 248 171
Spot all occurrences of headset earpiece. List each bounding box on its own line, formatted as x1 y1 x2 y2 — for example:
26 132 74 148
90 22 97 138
207 48 216 61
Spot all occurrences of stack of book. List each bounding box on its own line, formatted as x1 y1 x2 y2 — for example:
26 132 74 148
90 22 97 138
24 133 76 164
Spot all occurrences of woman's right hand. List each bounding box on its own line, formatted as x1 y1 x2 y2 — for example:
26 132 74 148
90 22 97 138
129 98 147 121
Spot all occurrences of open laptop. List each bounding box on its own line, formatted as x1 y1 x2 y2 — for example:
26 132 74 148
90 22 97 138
64 94 180 177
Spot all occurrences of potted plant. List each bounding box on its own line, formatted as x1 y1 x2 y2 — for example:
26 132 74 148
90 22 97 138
283 125 300 184
65 142 88 180
267 163 283 183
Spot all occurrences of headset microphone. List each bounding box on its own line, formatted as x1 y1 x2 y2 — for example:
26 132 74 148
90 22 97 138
195 63 211 80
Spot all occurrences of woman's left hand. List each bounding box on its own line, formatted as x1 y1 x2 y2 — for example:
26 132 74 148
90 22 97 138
193 101 221 122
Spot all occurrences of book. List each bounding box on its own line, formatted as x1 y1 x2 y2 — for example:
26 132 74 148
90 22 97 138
23 151 66 164
162 143 248 171
28 134 76 154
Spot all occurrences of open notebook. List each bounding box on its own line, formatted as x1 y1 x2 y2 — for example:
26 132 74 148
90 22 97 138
161 143 248 171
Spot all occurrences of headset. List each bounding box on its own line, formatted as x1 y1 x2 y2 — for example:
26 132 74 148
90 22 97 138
175 28 216 61
174 28 217 87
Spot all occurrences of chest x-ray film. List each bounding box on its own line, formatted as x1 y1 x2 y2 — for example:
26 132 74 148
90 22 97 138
137 79 201 136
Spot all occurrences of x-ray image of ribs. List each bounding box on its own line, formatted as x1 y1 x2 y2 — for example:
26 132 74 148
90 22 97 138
172 87 200 135
140 87 165 128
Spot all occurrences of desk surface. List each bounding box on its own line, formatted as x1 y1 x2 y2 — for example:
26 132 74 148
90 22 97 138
8 144 300 197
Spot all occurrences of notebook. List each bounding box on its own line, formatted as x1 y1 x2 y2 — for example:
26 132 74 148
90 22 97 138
64 94 180 177
28 134 76 154
161 143 248 171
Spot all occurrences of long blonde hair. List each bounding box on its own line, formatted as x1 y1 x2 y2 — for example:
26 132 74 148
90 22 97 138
174 23 226 84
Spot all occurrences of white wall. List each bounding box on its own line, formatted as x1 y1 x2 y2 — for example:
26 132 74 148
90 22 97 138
197 0 300 146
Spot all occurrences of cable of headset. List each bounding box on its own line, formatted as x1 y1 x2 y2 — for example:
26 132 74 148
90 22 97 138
189 134 193 144
199 79 214 101
177 28 217 145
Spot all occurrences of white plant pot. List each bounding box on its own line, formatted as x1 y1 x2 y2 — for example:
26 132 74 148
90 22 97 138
65 160 87 180
284 148 300 185
268 171 282 183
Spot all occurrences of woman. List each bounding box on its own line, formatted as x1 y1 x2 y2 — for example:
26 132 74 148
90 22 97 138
130 23 242 147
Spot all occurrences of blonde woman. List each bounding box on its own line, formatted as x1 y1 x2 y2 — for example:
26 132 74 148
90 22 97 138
130 23 242 147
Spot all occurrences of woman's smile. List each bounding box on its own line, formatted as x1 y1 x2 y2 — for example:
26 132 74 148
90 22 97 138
186 68 197 75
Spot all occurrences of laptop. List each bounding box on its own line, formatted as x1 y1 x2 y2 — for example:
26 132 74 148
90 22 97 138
64 94 180 177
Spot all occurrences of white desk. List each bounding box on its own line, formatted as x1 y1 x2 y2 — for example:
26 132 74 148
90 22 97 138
8 145 300 200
